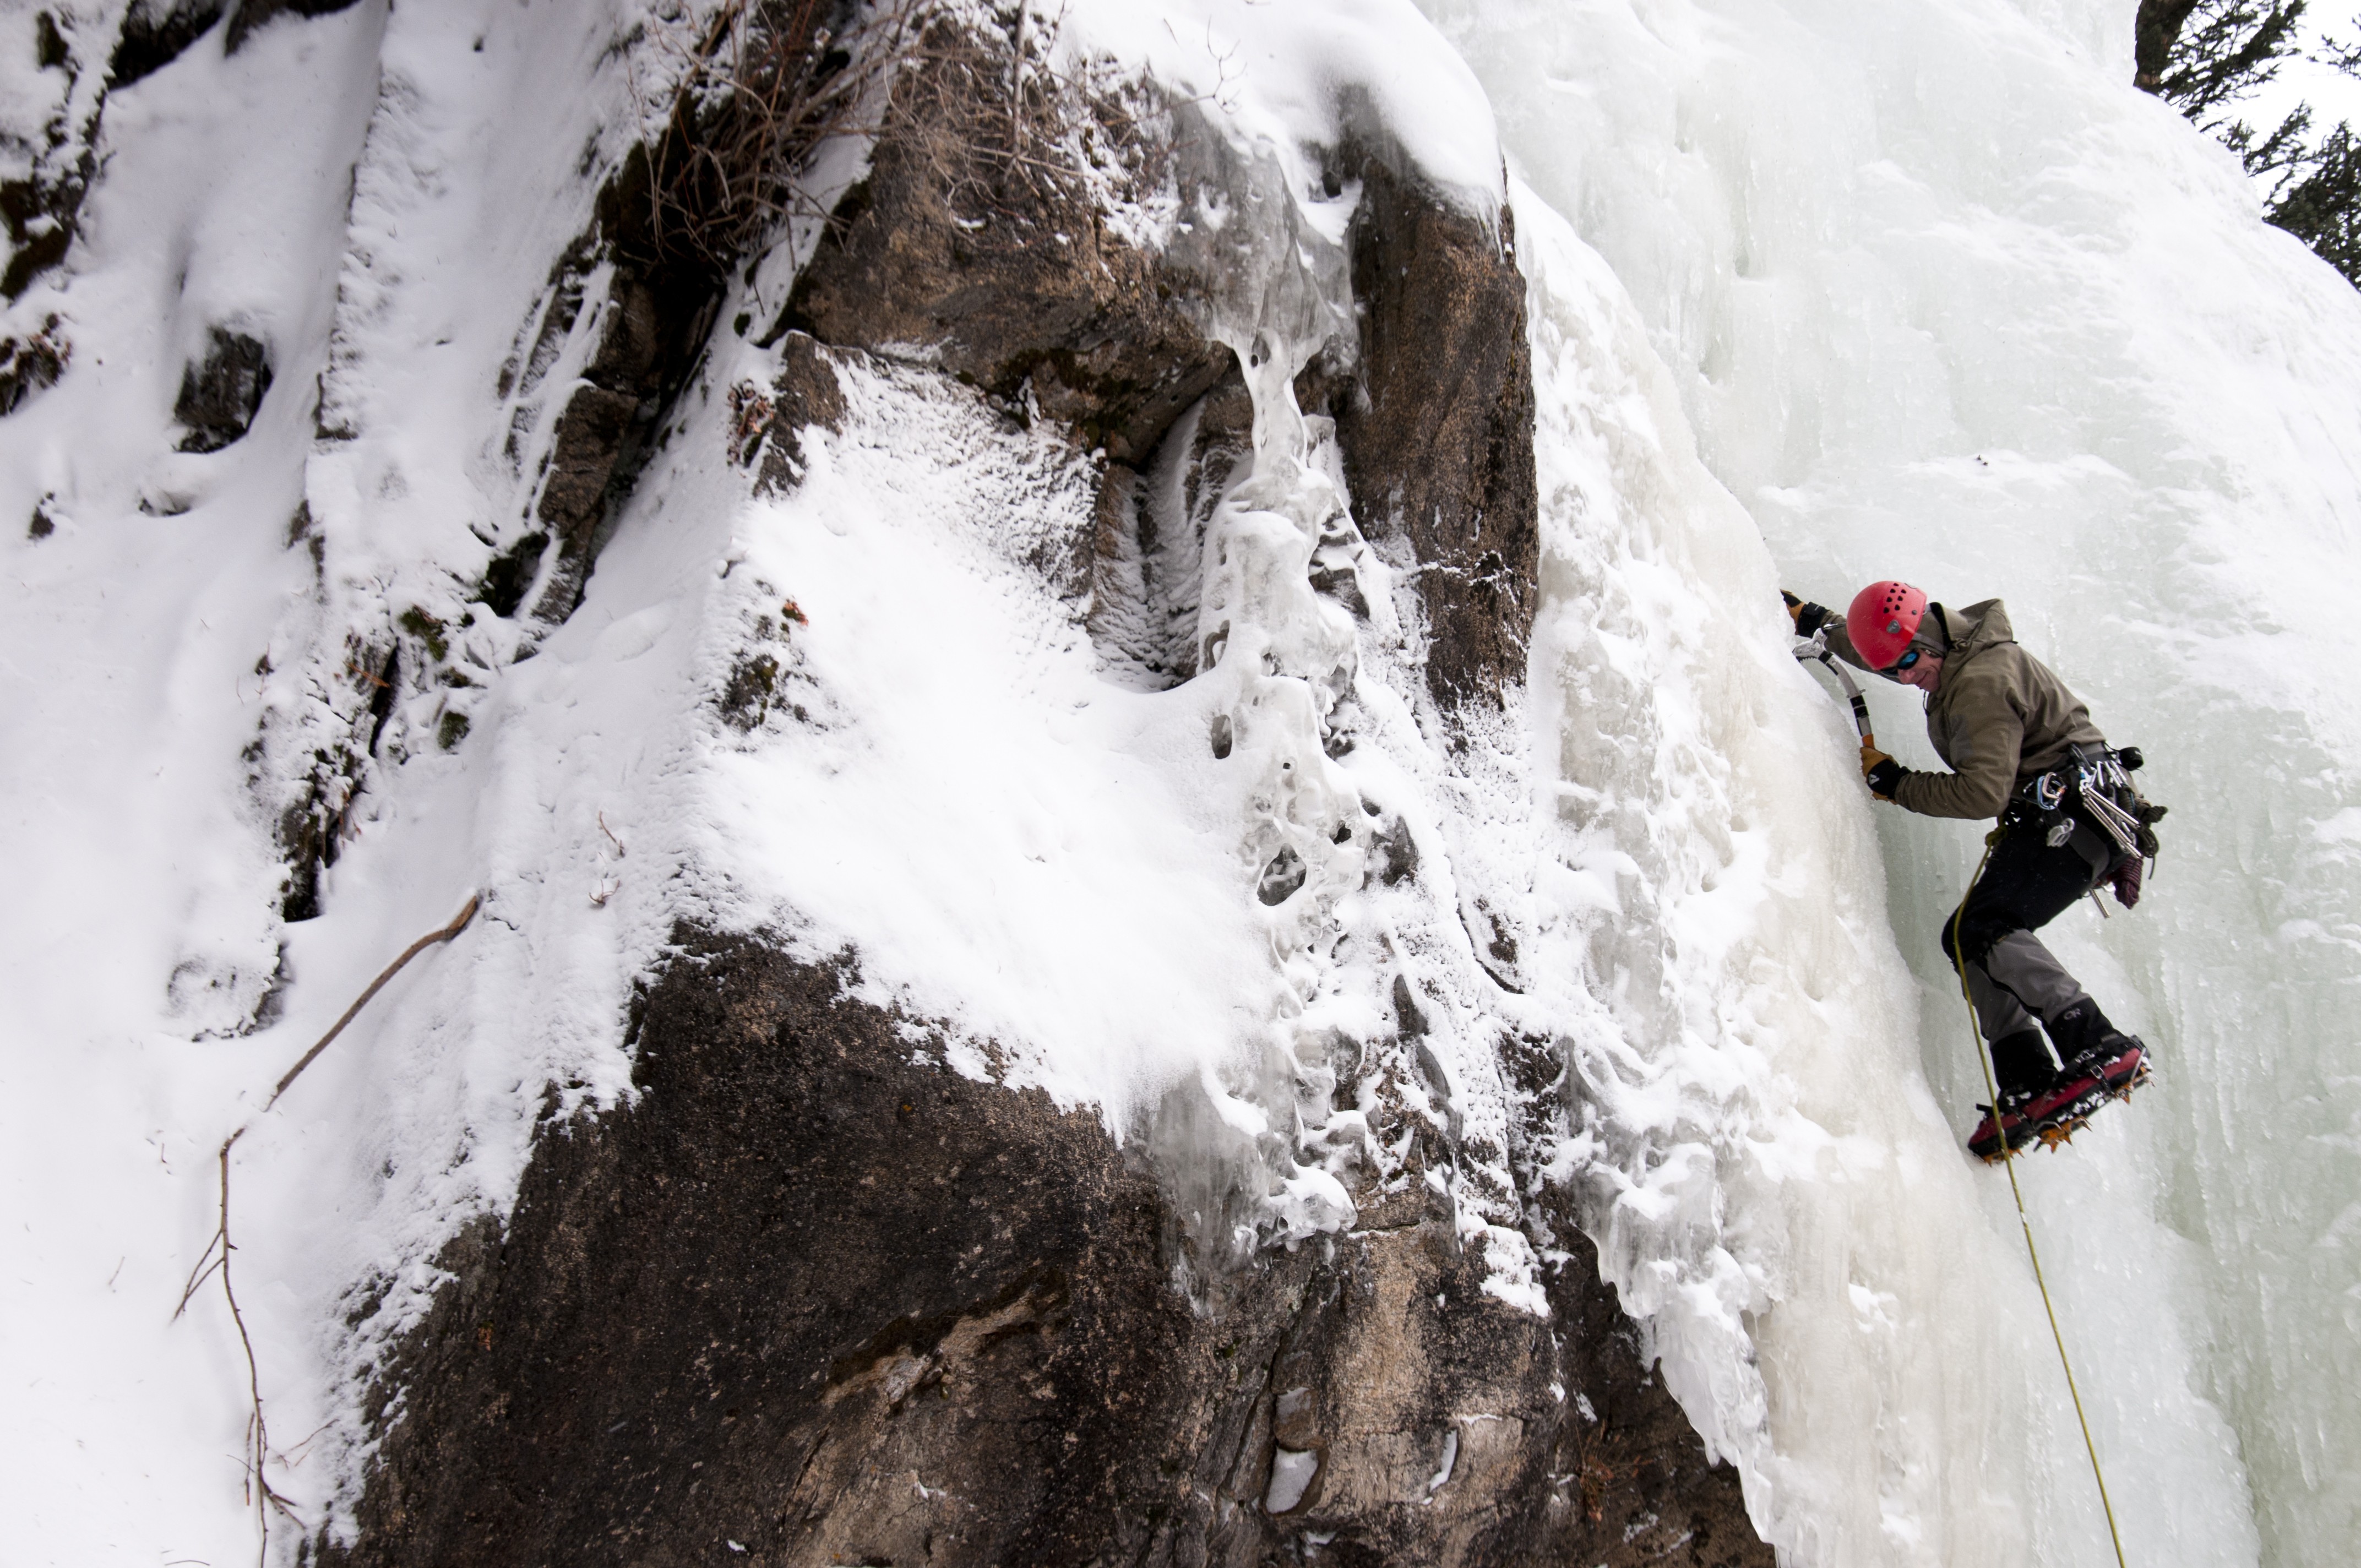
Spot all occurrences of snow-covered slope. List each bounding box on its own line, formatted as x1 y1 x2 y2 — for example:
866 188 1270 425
1 0 1557 1558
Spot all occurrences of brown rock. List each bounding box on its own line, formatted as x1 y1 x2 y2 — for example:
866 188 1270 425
172 326 273 453
324 928 1769 1568
750 330 851 492
1325 157 1540 716
777 23 1234 466
533 384 640 544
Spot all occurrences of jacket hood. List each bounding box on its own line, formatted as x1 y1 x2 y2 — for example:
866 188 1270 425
1938 598 2011 668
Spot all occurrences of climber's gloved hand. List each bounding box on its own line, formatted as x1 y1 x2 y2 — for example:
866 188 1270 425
1782 590 1834 639
1861 743 1905 800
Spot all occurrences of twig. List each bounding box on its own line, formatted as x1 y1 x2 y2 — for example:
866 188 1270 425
176 1126 306 1561
263 894 479 1111
172 892 481 1564
217 1130 306 1546
639 0 922 273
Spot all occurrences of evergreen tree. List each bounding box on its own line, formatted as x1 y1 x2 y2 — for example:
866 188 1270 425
2136 0 2361 287
2268 121 2361 277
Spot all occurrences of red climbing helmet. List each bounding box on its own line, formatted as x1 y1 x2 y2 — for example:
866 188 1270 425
1846 580 1928 670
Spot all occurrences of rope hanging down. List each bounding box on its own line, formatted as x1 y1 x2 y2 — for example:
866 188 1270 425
1956 838 2130 1568
1794 640 2127 1564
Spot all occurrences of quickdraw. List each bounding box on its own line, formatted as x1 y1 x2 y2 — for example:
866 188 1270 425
2015 744 2167 878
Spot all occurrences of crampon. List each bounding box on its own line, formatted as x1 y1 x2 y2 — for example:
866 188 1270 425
1973 1039 2151 1163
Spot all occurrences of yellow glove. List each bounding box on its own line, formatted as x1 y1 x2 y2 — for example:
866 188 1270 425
1860 742 1902 801
1783 590 1834 638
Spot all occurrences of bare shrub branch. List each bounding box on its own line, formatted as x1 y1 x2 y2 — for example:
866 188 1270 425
174 893 481 1565
638 0 924 272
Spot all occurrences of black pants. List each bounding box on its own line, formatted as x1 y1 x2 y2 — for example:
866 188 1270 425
1939 813 2119 1093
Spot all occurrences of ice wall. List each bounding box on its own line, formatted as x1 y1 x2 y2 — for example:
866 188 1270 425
1432 0 2361 1564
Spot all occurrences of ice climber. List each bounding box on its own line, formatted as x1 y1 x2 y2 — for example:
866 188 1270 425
1783 581 2162 1160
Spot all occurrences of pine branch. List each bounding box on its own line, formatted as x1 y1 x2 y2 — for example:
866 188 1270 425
2156 0 2309 122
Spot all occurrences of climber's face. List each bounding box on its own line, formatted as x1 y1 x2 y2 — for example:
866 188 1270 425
1893 649 1943 692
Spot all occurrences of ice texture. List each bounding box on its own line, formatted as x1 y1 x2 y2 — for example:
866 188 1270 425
1436 0 2361 1562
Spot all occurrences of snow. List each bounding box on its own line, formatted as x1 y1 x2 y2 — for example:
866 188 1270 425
0 2 1537 1555
3 0 2357 1565
704 348 1280 1126
1060 0 1504 223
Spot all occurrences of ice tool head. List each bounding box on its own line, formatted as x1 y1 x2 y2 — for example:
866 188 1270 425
1846 579 1928 670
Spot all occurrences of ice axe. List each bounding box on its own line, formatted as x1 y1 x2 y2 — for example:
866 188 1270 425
1794 630 1874 749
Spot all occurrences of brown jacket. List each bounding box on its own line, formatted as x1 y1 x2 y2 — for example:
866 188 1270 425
1827 598 2106 820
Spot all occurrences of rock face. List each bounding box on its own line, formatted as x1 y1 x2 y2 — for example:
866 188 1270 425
525 160 730 620
0 318 68 417
330 932 1768 1568
172 326 273 452
1321 156 1539 717
324 20 1771 1567
776 25 1233 468
109 0 227 90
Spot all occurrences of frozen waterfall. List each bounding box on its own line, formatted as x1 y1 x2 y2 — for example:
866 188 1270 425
1434 0 2361 1563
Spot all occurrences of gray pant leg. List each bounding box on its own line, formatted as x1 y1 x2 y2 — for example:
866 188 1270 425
1963 957 2037 1043
1978 930 2093 1028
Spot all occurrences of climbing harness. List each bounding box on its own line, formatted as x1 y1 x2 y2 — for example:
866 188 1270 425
2014 745 2158 863
2008 744 2168 914
1955 839 2131 1568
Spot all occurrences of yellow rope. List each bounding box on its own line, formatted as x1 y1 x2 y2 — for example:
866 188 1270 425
1954 830 2129 1568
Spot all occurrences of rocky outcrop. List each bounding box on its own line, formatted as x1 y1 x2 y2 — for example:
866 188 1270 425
329 931 1767 1568
172 325 272 451
107 0 364 89
322 17 1769 1566
5 0 367 303
528 270 662 592
775 24 1232 467
523 155 730 620
1321 157 1539 717
6 9 102 302
226 0 365 56
0 317 67 416
109 0 226 90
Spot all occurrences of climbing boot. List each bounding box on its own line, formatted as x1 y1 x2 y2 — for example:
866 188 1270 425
2020 1037 2151 1152
2043 999 2119 1065
1967 1030 2056 1161
1968 1093 2039 1162
2060 1035 2151 1101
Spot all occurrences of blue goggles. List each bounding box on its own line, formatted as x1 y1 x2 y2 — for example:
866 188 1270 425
1889 638 1941 673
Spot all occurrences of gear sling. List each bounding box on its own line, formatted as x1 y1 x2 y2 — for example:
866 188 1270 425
1945 744 2166 1095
